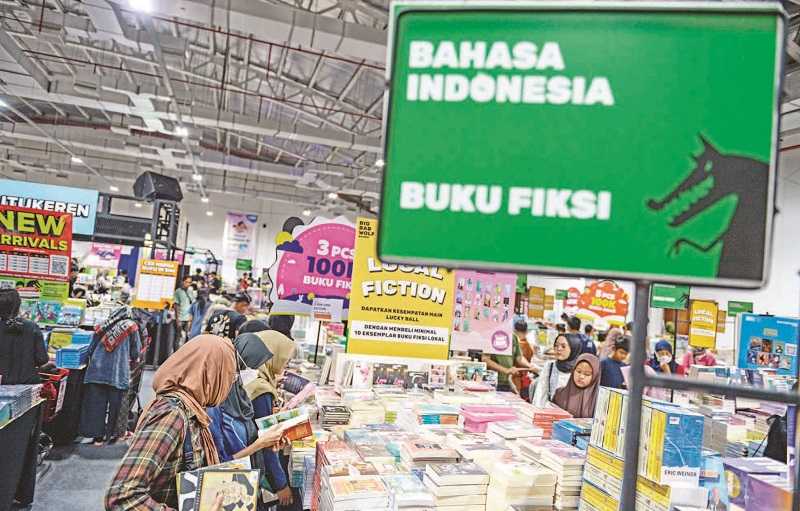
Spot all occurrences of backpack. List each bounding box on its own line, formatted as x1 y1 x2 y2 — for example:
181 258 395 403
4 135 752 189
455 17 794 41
763 413 787 463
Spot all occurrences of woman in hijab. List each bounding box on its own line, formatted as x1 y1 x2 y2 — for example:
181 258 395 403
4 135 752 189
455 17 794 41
243 323 297 508
530 333 582 407
553 354 601 418
0 288 47 385
105 335 285 511
267 314 295 339
205 309 246 341
207 332 272 462
649 339 678 374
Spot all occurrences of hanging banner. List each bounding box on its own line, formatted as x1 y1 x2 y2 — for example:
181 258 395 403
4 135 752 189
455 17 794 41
0 179 98 236
269 216 355 316
84 243 122 269
728 301 754 317
545 295 555 310
575 280 630 326
556 289 568 300
717 309 727 334
738 314 799 375
650 283 690 309
132 259 179 309
528 286 545 319
451 270 515 355
564 287 581 313
689 300 718 349
348 217 454 359
0 206 72 282
378 2 781 289
223 212 258 282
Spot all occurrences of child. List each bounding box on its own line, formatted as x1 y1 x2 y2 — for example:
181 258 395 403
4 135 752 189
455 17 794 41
552 354 601 418
600 336 630 389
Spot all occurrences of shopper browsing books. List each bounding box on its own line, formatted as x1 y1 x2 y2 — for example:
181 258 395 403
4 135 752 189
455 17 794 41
268 314 295 339
105 335 285 511
648 339 677 374
187 288 211 340
207 332 273 462
597 326 623 360
79 306 142 445
205 309 246 341
599 335 630 389
677 347 717 375
243 322 297 507
562 313 596 355
530 333 582 407
552 354 601 418
0 288 48 385
482 319 539 394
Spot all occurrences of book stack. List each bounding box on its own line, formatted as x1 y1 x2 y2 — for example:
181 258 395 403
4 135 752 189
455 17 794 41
399 440 460 474
423 462 490 511
722 457 789 509
319 475 390 511
552 419 593 450
348 399 388 427
487 420 544 444
382 473 436 510
55 343 90 368
411 404 461 427
485 460 557 511
461 404 517 433
0 384 41 420
528 407 573 439
302 453 316 509
289 437 318 488
355 444 396 465
639 404 704 486
321 405 351 429
516 438 571 464
311 440 361 511
538 446 585 510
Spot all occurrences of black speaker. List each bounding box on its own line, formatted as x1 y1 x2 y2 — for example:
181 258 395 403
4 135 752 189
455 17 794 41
134 171 183 202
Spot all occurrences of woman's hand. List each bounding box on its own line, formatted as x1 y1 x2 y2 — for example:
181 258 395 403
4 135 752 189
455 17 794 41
255 425 284 450
277 486 294 506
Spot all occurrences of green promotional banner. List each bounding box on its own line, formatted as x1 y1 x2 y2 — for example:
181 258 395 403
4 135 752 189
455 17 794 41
379 2 781 288
728 300 754 317
235 259 253 271
650 283 690 310
556 289 568 300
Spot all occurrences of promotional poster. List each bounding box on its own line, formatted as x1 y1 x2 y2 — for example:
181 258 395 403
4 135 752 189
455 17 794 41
689 300 719 349
347 217 454 360
269 216 355 316
223 212 258 282
450 270 515 356
132 259 179 309
737 313 799 376
0 205 72 282
84 243 122 269
0 179 99 236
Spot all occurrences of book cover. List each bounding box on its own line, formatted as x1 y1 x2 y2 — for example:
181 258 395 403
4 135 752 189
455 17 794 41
282 371 311 395
351 361 374 389
405 371 429 390
426 462 489 486
178 469 260 511
329 475 387 501
429 364 448 386
372 363 408 386
422 475 487 497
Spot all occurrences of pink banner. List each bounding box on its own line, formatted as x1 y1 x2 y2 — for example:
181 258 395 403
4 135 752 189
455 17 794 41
269 217 355 314
85 243 121 269
450 270 516 355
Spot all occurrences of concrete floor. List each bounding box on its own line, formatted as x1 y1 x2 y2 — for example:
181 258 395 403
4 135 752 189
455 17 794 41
30 370 156 511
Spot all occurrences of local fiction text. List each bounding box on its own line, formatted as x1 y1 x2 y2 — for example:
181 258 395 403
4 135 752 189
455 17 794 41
405 41 614 106
400 182 612 220
360 257 448 305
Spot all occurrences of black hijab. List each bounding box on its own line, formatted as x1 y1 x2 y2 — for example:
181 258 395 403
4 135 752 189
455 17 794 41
555 333 583 373
268 315 294 339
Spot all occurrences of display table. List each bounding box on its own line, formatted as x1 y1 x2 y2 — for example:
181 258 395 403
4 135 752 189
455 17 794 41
0 401 43 511
42 365 86 446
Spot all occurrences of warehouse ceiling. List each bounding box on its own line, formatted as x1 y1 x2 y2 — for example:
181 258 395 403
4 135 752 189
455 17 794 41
1 0 800 212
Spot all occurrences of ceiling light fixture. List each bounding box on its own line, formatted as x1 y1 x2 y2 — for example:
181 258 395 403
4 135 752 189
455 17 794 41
201 196 209 203
192 173 202 182
129 0 153 13
134 202 143 208
70 156 83 164
302 209 311 217
375 159 385 168
206 210 214 217
0 99 7 108
328 192 338 199
109 185 120 192
175 126 189 137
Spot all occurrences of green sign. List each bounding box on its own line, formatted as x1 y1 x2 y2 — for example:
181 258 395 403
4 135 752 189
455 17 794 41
556 289 568 300
728 300 754 317
235 259 253 271
650 283 690 309
379 2 781 288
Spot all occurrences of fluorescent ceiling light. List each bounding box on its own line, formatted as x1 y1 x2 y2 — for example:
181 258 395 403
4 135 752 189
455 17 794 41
302 209 311 217
70 156 83 164
0 99 7 108
192 173 202 182
134 202 143 208
129 0 153 12
328 192 338 199
175 126 189 137
206 210 214 216
375 159 385 168
201 196 209 203
109 185 120 192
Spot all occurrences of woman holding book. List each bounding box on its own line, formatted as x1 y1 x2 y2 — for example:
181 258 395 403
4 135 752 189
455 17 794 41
243 322 297 508
553 354 601 418
530 333 582 407
105 335 285 511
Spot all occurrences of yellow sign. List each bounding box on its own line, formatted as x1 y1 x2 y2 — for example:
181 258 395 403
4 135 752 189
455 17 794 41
347 217 454 360
133 259 180 309
527 286 545 319
544 294 555 310
689 299 718 349
717 309 727 334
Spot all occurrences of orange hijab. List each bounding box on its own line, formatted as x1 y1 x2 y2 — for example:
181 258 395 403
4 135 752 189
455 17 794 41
142 334 236 465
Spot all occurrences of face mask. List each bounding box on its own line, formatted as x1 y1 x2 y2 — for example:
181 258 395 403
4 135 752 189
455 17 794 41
658 355 672 364
239 368 258 386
